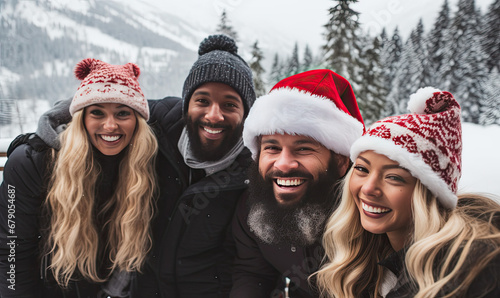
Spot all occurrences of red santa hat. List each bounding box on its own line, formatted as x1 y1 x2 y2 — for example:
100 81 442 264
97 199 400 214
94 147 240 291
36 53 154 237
350 87 462 209
70 58 149 120
243 69 365 159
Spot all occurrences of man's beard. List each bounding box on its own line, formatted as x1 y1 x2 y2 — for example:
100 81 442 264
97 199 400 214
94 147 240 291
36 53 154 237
246 157 343 247
185 115 243 161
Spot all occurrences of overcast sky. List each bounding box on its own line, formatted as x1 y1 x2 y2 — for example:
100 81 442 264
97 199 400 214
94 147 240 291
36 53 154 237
144 0 494 52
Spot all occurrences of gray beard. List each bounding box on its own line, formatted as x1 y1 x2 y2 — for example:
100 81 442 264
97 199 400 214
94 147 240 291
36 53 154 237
247 202 328 246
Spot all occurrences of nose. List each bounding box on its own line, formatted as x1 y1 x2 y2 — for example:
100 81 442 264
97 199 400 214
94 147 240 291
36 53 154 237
273 147 299 173
361 174 382 198
205 104 224 123
103 116 118 131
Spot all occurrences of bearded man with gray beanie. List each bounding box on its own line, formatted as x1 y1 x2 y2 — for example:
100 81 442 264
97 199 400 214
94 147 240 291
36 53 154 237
35 35 256 297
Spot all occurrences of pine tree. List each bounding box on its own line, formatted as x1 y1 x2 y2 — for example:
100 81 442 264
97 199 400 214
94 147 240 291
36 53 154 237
216 9 238 41
357 36 388 125
379 28 388 48
322 0 362 84
302 44 313 72
268 53 284 86
482 0 500 73
387 22 428 115
410 19 430 87
380 27 403 117
389 28 403 79
285 42 300 76
249 41 266 97
479 69 500 125
427 0 451 87
448 0 489 123
403 40 422 95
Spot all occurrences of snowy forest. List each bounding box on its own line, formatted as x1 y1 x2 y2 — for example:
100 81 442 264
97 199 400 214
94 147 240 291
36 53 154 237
245 0 500 126
0 0 499 134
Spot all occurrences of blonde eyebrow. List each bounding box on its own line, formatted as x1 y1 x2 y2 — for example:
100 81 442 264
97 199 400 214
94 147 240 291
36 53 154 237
358 155 411 172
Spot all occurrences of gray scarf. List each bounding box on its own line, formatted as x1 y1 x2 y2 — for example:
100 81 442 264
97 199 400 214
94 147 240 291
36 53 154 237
177 127 244 176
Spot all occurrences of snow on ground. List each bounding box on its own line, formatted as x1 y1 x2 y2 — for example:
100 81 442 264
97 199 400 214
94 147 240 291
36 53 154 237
459 123 500 202
1 122 500 204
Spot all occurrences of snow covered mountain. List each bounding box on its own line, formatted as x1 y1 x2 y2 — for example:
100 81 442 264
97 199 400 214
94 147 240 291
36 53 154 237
0 0 304 137
0 0 220 102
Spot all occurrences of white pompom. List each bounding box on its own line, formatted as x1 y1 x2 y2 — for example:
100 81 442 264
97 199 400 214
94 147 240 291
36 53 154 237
407 87 441 114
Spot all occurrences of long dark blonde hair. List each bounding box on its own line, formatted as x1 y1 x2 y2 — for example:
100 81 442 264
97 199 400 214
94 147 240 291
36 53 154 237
45 110 157 287
315 168 500 297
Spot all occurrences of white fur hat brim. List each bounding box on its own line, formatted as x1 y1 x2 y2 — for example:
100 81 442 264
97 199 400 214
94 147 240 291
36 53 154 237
350 135 458 209
243 87 364 159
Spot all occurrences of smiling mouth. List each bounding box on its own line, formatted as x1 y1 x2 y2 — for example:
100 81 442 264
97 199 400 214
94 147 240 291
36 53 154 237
203 127 223 134
362 202 391 214
100 135 122 142
275 178 305 187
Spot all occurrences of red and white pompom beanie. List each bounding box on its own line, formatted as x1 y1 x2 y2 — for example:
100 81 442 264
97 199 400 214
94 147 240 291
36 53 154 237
243 69 365 159
350 87 462 209
70 58 149 120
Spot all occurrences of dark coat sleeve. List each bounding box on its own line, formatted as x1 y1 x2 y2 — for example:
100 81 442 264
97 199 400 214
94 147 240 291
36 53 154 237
465 253 500 297
0 144 47 297
230 193 280 298
148 97 182 128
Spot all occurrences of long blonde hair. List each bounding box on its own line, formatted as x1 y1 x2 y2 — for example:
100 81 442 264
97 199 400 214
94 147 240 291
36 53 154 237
315 168 500 297
45 110 158 287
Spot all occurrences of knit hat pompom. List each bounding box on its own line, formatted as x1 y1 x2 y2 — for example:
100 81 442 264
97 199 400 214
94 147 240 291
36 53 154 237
408 87 457 116
182 34 255 115
198 34 238 56
127 62 141 78
74 58 102 80
70 58 149 120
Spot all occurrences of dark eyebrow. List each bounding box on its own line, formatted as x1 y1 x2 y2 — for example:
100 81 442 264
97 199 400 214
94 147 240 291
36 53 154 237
192 91 242 103
294 139 320 146
223 94 242 103
261 138 279 145
260 137 322 148
358 155 411 172
192 91 210 97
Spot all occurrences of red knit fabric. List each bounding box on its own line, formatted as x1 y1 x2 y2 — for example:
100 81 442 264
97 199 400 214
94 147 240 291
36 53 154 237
351 88 462 208
271 69 365 131
70 58 149 120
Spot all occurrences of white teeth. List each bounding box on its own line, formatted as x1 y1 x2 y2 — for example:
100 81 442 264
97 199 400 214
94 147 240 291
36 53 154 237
276 179 304 187
101 135 121 142
362 202 390 214
204 127 223 134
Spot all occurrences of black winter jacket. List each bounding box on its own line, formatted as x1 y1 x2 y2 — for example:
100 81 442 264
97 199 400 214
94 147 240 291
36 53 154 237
230 193 322 298
378 247 500 297
0 135 126 297
134 97 252 298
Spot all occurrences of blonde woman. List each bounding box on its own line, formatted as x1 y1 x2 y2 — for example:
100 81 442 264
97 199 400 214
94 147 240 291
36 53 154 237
315 87 500 297
0 58 157 297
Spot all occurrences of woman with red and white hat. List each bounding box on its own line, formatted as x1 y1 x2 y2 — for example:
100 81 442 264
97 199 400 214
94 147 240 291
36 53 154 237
315 87 500 297
0 58 157 297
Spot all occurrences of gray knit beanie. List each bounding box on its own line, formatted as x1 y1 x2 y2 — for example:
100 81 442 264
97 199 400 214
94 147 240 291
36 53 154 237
182 34 256 115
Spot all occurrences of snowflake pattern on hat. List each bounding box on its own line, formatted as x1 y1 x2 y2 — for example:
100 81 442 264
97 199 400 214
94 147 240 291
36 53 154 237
70 58 149 120
350 87 462 209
